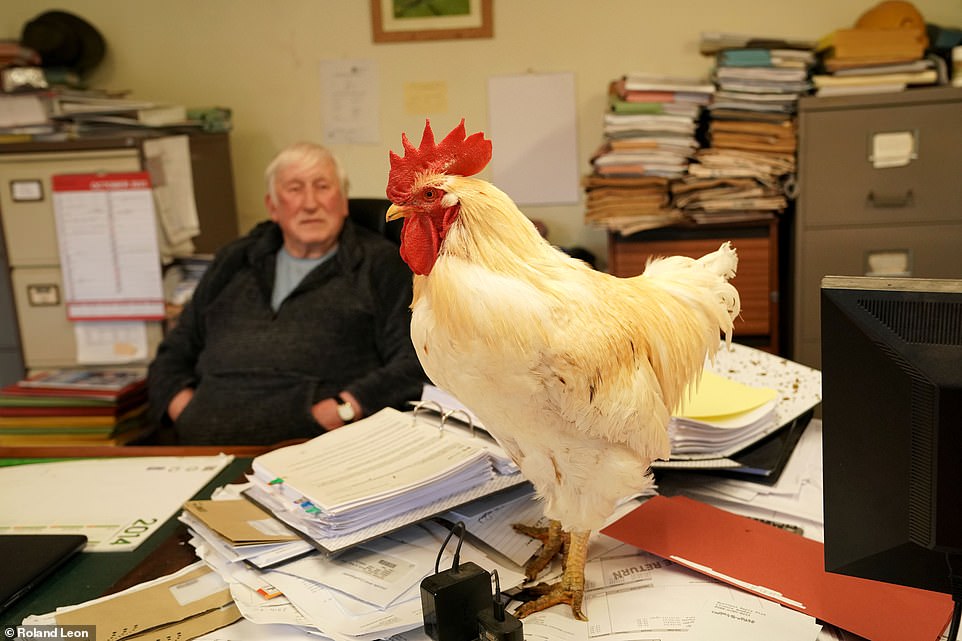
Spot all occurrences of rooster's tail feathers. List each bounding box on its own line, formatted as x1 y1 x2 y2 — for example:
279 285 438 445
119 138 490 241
640 241 741 343
696 241 738 280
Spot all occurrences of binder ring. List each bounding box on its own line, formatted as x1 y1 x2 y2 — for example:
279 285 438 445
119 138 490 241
441 408 476 437
411 399 445 431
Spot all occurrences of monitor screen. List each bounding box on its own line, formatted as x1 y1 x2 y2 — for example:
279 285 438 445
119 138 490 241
820 275 962 595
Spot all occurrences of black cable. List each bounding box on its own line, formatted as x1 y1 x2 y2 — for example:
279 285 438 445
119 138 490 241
947 602 960 641
434 521 466 574
491 569 505 622
946 553 961 641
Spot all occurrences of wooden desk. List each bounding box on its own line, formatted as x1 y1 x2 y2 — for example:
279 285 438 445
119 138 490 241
0 444 283 460
0 451 254 628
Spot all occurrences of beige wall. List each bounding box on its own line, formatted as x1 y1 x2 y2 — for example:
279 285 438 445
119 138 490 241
4 1 960 263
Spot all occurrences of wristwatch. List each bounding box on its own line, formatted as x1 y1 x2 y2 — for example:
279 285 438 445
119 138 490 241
335 394 356 423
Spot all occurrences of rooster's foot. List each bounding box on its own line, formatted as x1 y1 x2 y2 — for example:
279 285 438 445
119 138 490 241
513 519 567 581
513 581 586 621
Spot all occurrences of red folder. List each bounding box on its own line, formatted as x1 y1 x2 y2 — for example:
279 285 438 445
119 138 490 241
601 495 953 641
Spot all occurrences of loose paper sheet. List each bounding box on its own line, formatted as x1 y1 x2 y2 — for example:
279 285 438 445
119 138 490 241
143 135 200 246
320 59 379 145
74 320 150 364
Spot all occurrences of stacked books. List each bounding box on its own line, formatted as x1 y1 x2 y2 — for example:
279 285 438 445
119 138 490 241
813 26 939 96
585 73 713 235
673 33 815 224
0 369 150 446
812 3 941 97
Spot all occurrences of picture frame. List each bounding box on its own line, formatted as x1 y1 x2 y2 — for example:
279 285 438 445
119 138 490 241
371 0 493 43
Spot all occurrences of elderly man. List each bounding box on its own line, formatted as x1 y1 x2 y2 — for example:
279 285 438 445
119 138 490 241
147 142 426 445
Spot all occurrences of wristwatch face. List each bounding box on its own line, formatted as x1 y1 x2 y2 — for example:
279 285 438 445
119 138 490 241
336 399 355 422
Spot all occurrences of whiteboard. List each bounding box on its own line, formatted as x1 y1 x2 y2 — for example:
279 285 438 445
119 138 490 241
487 72 580 205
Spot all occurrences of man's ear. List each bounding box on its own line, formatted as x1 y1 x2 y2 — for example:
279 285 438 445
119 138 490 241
265 193 278 221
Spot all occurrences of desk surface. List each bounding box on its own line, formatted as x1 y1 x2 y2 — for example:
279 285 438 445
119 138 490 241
0 454 252 628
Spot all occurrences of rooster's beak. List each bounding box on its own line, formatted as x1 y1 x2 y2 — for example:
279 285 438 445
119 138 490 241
385 204 408 222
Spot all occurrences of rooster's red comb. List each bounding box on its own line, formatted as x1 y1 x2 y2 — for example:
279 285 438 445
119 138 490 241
387 119 492 202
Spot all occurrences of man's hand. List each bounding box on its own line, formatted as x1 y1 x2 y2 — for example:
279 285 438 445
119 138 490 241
311 391 362 431
167 388 195 422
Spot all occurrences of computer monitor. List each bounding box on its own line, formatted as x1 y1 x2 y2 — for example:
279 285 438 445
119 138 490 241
820 276 961 631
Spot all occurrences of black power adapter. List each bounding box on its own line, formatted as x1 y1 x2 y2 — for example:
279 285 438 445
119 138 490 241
477 570 523 641
420 522 492 641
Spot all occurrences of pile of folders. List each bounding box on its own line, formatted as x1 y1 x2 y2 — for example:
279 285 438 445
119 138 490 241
0 369 149 446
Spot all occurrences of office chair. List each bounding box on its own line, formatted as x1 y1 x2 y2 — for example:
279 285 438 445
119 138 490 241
348 198 402 246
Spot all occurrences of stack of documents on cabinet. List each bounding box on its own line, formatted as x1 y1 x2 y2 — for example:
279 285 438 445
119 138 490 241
244 407 525 555
181 484 525 640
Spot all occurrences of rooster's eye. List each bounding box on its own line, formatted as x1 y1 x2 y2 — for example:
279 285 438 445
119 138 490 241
423 188 436 200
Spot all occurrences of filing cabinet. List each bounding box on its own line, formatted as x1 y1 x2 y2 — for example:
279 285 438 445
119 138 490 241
0 223 24 386
0 133 239 374
792 87 962 369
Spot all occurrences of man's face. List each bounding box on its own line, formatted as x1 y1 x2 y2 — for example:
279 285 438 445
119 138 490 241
266 155 348 258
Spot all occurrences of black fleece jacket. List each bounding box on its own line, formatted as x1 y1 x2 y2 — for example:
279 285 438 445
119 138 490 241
147 219 426 445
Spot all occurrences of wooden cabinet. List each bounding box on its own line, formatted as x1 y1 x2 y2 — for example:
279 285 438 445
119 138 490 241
793 87 962 369
608 218 779 353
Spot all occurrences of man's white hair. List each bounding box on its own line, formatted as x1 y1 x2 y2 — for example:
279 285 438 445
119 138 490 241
264 142 349 204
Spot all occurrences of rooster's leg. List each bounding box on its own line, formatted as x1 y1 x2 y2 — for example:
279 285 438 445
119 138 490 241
513 519 567 581
514 529 590 621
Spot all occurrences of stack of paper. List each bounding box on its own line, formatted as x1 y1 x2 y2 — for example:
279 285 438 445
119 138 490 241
670 370 778 458
654 342 821 474
513 536 821 641
244 407 526 554
658 417 826 540
585 72 715 235
602 496 955 641
181 484 525 639
180 498 314 570
667 33 814 225
811 56 941 97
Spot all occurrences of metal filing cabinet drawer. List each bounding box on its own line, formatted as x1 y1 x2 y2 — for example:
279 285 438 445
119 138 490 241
10 266 163 370
0 149 141 266
794 224 962 368
793 87 962 369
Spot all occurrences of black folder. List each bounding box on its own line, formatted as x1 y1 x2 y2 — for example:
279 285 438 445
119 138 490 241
0 534 87 613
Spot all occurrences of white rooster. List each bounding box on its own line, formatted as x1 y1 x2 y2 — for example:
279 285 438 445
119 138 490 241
385 120 740 619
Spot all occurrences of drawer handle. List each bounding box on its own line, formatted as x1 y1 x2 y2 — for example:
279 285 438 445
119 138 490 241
866 189 913 208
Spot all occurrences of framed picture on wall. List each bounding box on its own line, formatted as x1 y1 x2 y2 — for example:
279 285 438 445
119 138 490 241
371 0 493 43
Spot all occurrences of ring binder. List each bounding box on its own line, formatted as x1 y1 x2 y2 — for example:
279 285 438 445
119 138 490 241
410 398 480 437
441 408 476 437
411 399 445 430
